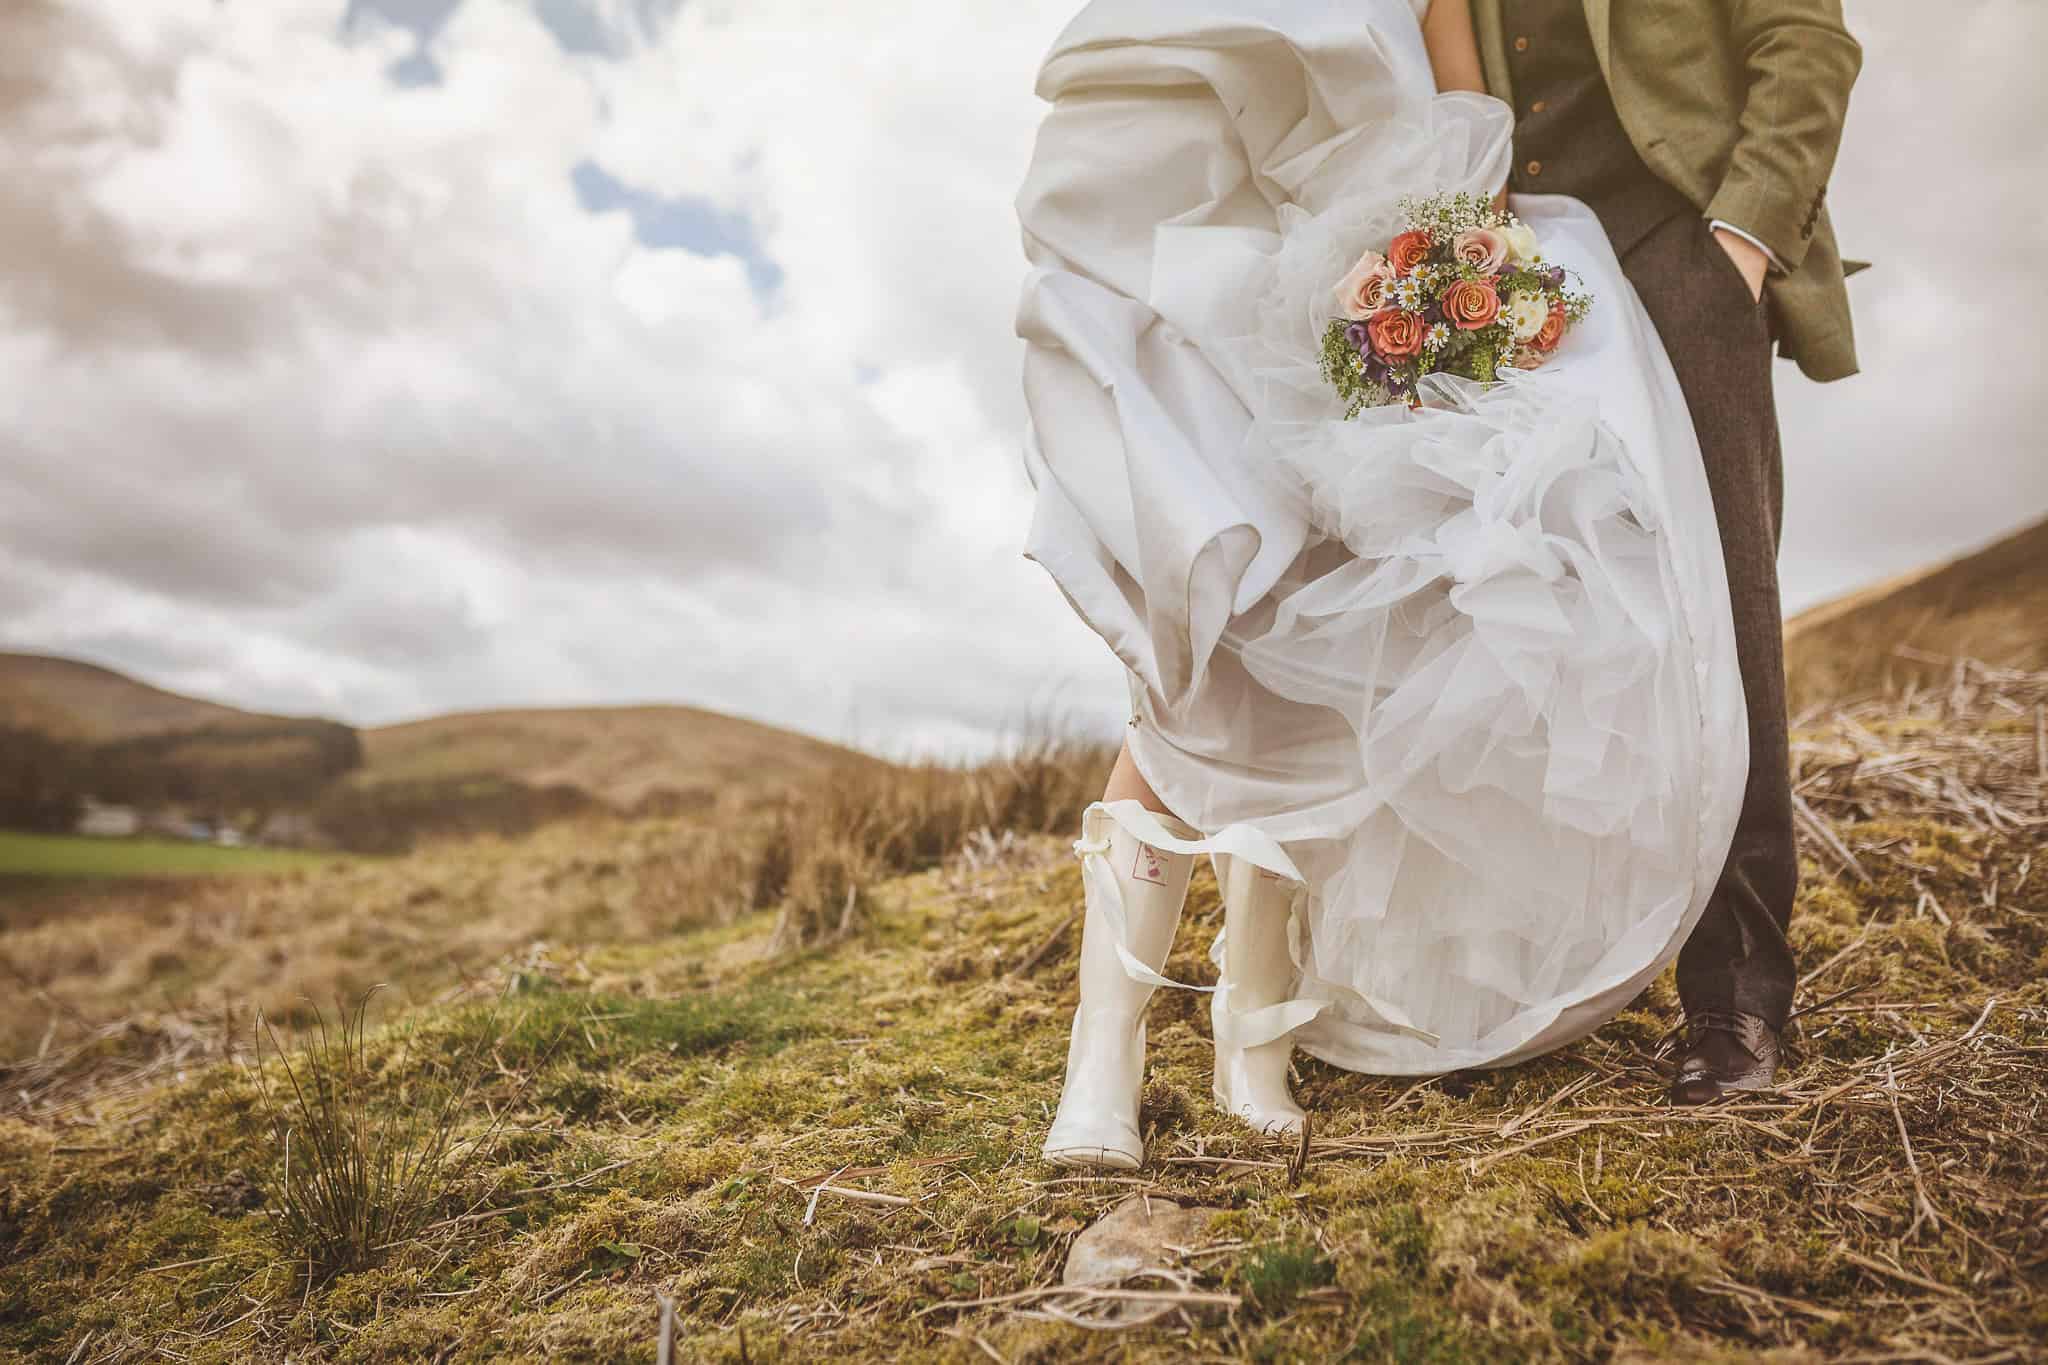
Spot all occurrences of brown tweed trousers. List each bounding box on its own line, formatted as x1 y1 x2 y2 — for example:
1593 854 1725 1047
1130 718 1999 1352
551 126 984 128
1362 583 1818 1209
1504 0 1799 1028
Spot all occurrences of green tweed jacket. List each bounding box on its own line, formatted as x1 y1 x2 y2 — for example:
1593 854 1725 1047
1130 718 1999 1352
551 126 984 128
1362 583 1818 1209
1471 0 1864 382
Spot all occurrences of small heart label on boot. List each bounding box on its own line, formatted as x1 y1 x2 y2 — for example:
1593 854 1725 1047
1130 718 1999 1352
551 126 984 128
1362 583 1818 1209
1132 844 1169 886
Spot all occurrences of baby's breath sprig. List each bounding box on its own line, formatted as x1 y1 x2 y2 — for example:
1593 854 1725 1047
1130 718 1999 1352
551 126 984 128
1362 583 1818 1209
1395 189 1517 240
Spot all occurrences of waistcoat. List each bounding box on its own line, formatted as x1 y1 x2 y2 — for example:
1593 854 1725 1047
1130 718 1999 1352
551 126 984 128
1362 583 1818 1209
1501 0 1694 256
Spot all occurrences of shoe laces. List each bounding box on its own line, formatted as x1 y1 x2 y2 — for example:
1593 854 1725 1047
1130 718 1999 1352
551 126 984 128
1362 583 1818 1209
1687 1009 1749 1038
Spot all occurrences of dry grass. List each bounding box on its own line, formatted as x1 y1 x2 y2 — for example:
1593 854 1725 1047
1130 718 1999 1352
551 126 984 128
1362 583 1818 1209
0 730 1117 1110
1 661 2043 1362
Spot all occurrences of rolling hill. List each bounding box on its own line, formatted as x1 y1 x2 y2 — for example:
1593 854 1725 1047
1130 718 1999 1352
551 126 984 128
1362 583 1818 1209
0 651 882 820
359 704 883 810
1782 511 2048 714
0 652 309 741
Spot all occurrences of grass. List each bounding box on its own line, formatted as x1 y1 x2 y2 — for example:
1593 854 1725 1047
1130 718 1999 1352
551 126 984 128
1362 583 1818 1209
0 731 1110 1072
0 664 2043 1361
0 831 343 880
252 990 515 1279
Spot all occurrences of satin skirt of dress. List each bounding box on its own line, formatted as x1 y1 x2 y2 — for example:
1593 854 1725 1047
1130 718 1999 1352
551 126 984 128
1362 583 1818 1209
1015 0 1748 1074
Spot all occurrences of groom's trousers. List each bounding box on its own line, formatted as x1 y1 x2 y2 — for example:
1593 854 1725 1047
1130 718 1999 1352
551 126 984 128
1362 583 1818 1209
1504 0 1801 1031
1620 213 1800 1033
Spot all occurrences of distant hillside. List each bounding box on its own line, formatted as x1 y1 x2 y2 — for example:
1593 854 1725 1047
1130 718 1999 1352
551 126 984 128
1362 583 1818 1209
1784 512 2048 714
1 654 885 841
0 652 307 740
0 653 361 826
361 705 883 811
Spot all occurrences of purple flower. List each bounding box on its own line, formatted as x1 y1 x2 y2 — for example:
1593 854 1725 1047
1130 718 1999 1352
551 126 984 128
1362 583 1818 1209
1546 266 1568 289
1345 322 1370 350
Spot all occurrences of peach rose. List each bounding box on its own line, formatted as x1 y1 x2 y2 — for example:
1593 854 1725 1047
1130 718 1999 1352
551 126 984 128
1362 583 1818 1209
1504 345 1549 371
1442 277 1502 331
1388 229 1434 275
1333 250 1396 320
1532 302 1568 352
1367 307 1426 362
1451 227 1507 274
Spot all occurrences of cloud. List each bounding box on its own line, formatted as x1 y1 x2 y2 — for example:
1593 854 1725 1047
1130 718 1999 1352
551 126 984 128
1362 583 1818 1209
0 0 1109 754
0 0 2041 762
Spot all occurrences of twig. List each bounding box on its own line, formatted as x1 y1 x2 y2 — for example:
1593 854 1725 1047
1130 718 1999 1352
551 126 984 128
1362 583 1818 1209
1010 912 1076 977
1884 1060 1942 1238
1837 1248 1966 1300
1792 792 1872 883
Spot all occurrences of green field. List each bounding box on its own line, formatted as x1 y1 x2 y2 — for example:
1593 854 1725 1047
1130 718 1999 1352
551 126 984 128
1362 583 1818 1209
0 830 342 880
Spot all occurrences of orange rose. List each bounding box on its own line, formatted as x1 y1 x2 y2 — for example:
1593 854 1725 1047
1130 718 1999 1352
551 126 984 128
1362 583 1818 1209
1442 277 1501 331
1388 229 1434 275
1367 307 1426 361
1532 302 1568 351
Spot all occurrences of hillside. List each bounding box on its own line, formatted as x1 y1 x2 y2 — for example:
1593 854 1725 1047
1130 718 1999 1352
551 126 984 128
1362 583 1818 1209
1 663 2041 1361
0 653 885 830
1783 512 2048 714
0 652 307 741
360 704 884 811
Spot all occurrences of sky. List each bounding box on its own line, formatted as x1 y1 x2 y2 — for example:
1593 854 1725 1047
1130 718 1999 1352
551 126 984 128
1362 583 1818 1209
1 0 2043 760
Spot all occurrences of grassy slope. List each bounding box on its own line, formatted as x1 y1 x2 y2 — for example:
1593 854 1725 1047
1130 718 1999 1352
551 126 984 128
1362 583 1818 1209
0 653 303 741
2 701 2043 1362
1783 512 2048 714
359 706 883 810
0 819 726 1057
0 831 341 881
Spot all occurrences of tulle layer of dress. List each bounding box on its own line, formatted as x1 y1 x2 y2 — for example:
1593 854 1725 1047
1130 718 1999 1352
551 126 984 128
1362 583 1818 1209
1015 0 1747 1073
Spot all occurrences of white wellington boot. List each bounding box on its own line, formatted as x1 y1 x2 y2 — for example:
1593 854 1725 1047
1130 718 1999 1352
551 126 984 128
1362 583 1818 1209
1211 850 1308 1138
1041 800 1203 1171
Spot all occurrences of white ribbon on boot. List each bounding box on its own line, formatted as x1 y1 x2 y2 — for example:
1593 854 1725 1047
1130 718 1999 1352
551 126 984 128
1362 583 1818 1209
1073 799 1441 1048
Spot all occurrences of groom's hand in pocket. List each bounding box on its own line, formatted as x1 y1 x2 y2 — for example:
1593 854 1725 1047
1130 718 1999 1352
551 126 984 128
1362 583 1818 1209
1712 228 1770 303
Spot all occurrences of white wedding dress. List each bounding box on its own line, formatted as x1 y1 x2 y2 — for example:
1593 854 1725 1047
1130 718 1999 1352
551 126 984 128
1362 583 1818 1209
1015 0 1748 1073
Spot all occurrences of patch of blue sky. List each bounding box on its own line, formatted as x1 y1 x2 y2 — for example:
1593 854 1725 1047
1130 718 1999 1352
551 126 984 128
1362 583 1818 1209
571 159 783 300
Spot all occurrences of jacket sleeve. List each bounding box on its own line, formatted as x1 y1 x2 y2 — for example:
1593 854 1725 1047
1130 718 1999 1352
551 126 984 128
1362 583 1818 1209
1702 0 1861 274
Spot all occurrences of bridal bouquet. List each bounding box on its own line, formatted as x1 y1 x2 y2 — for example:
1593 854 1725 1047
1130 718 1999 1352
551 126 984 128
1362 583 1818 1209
1320 192 1592 415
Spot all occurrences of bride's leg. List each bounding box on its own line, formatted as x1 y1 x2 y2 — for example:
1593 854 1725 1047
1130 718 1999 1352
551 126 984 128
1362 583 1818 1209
1212 854 1308 1136
1102 734 1171 812
1041 739 1198 1170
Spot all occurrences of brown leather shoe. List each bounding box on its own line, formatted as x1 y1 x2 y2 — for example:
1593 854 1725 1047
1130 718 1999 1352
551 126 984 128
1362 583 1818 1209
1667 1010 1780 1104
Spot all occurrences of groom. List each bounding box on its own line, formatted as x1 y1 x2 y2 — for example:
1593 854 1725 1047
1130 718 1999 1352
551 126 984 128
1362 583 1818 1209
1471 0 1863 1102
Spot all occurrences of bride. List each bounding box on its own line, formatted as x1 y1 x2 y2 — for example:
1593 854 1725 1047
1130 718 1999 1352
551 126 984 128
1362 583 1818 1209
1016 0 1859 1169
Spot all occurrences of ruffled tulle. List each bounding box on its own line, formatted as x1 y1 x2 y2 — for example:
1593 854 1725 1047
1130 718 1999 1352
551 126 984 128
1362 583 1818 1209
1018 0 1747 1074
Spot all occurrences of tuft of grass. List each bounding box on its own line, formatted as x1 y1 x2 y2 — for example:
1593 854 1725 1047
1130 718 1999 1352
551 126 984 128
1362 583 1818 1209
252 988 519 1279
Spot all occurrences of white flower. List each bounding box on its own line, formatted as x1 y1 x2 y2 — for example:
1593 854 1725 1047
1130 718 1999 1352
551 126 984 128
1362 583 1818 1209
1501 221 1541 267
1425 323 1451 351
1505 291 1548 342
